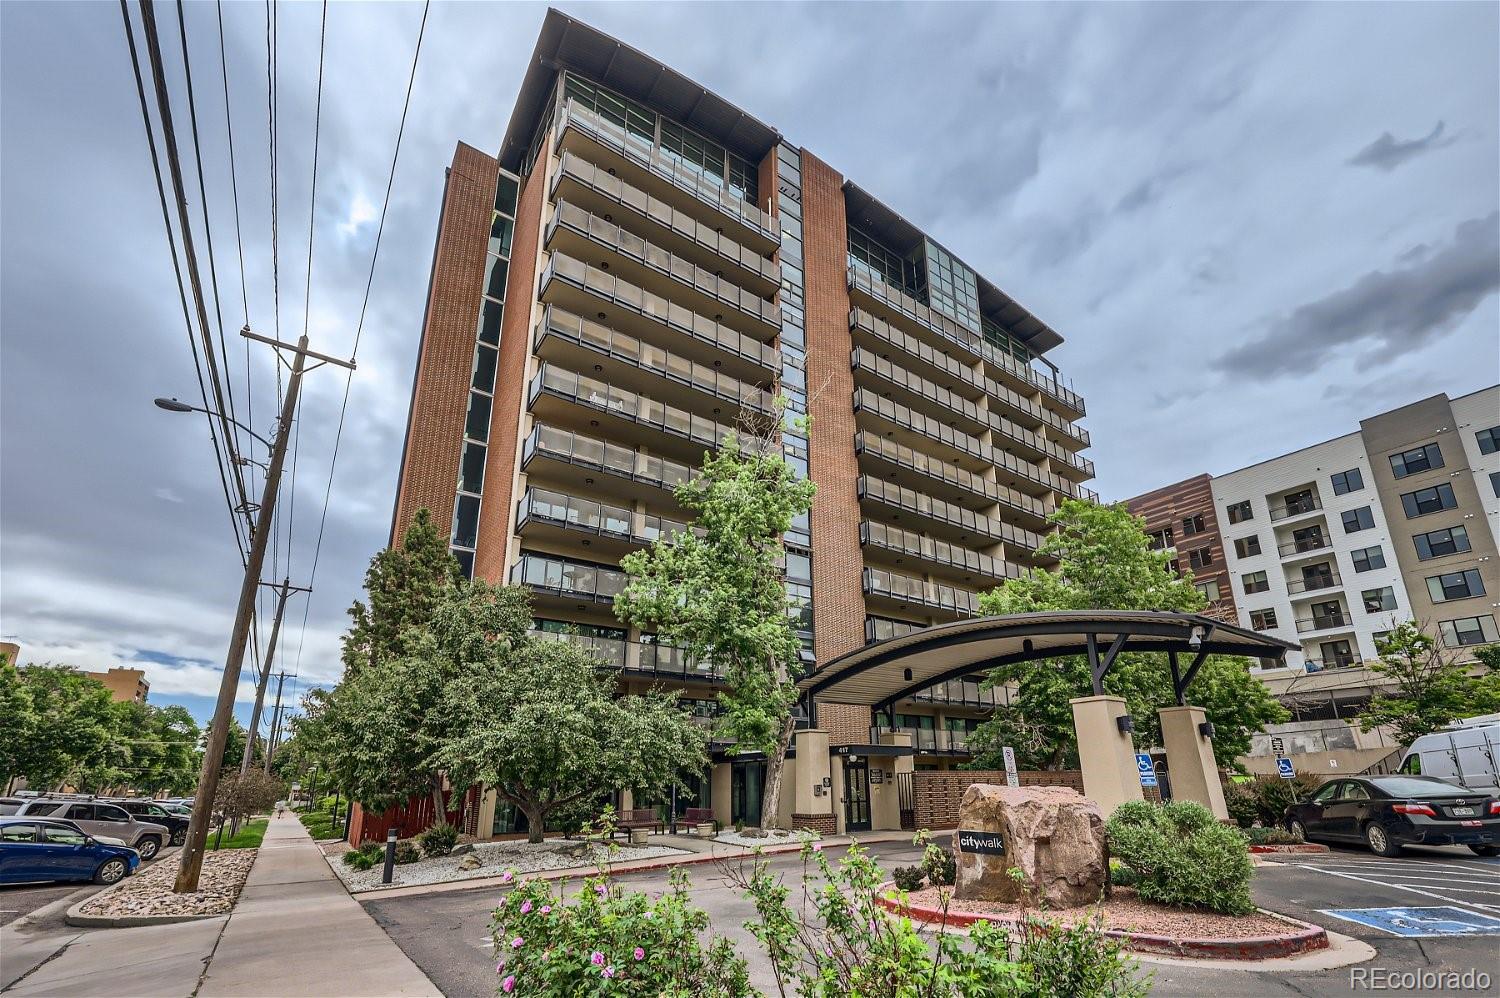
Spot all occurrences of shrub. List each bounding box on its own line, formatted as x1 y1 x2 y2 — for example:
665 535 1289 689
419 822 459 859
1106 800 1254 915
489 868 750 996
1242 825 1304 846
1007 914 1149 997
342 841 385 870
394 840 421 865
1231 774 1322 828
892 865 926 891
913 828 956 887
1224 782 1260 829
1108 858 1139 888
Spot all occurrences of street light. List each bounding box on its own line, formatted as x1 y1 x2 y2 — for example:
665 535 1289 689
154 397 273 449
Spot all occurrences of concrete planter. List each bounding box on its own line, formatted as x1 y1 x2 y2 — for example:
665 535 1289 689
695 822 716 837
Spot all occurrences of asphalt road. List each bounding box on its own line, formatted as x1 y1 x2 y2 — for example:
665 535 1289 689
364 839 1500 998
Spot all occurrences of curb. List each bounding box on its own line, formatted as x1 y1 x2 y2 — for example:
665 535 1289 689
1248 843 1329 854
63 899 222 928
874 887 1329 961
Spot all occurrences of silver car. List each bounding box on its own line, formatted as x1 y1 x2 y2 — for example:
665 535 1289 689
17 799 170 860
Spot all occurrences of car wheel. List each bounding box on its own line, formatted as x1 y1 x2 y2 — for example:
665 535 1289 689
1288 819 1309 843
170 828 186 847
1468 844 1500 857
94 858 129 885
1365 822 1402 857
136 836 161 861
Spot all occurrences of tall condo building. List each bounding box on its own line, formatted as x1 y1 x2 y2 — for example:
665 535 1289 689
390 11 1093 835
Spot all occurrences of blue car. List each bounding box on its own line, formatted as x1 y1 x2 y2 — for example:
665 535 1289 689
0 817 140 885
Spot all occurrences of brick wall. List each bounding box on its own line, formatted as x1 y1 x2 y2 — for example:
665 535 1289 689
816 700 871 746
911 770 1086 830
391 143 498 545
799 150 866 664
792 812 836 834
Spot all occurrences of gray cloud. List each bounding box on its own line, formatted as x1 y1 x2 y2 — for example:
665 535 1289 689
1348 121 1457 171
1214 212 1499 379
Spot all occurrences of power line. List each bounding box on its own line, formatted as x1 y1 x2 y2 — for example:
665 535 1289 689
213 0 250 330
290 0 430 679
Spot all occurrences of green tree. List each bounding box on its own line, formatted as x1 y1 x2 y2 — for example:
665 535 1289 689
968 500 1287 770
440 588 707 843
341 508 460 674
6 666 117 790
0 655 34 793
1359 623 1500 745
615 426 815 829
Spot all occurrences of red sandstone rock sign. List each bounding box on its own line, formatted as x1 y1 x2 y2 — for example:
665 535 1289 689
954 784 1108 909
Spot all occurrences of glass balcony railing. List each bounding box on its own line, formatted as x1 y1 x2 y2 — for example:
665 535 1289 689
1269 496 1323 521
865 616 924 643
1294 611 1352 633
850 308 1089 448
862 566 982 616
528 363 736 456
909 678 1005 708
1302 655 1360 672
516 487 694 545
534 305 774 414
846 266 1084 416
870 726 973 753
555 99 780 245
540 253 780 373
859 520 1022 584
531 628 726 682
858 475 1040 550
1286 572 1342 594
551 152 779 287
854 433 1050 526
851 348 1094 478
547 200 781 330
522 423 696 496
1278 535 1331 557
511 552 627 604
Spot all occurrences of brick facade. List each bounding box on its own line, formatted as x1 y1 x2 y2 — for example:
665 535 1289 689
391 143 498 545
1125 472 1237 622
910 770 1086 830
791 812 837 834
815 699 871 747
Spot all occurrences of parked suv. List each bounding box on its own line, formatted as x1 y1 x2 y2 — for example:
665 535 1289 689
107 799 190 846
16 798 170 860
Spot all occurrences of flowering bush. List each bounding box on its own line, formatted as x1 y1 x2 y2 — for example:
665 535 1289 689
489 868 750 996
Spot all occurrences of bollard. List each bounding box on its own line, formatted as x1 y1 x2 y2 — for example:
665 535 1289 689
382 828 398 884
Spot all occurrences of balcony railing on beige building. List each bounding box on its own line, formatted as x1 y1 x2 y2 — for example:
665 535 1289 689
862 566 982 616
858 475 1043 551
854 433 1051 529
859 520 1021 585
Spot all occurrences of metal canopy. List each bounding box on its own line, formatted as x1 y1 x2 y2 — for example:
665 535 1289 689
797 611 1297 713
499 9 781 172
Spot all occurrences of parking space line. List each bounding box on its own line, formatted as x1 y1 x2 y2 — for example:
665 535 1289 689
1299 864 1497 917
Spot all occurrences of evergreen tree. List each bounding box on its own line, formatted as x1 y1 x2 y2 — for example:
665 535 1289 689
342 508 460 674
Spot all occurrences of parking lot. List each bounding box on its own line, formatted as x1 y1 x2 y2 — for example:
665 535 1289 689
0 844 180 929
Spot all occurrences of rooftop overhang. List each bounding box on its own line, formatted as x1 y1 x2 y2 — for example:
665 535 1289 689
798 611 1298 713
842 182 1065 355
499 9 781 173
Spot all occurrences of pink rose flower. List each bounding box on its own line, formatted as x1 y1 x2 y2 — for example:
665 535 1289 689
811 843 823 852
540 905 551 915
602 965 615 979
501 975 516 993
511 936 524 949
633 947 645 961
495 960 505 974
500 870 514 884
590 950 606 966
519 901 532 914
594 884 607 897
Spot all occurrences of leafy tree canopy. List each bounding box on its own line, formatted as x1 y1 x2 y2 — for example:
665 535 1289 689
1359 622 1500 745
341 508 460 675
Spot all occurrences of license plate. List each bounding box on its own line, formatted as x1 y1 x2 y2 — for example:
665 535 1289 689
1461 820 1482 827
1451 807 1476 817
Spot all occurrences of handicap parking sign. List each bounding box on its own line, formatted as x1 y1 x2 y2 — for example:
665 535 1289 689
1320 906 1500 938
1276 757 1295 780
1135 753 1158 788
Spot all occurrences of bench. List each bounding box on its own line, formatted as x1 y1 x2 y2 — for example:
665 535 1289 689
684 808 718 832
612 808 664 838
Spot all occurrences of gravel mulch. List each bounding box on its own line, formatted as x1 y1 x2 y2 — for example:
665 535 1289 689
330 838 690 893
897 886 1295 940
77 850 257 919
714 828 819 849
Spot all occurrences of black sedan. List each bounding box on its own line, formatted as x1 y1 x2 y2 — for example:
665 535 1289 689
107 798 190 847
1285 775 1500 857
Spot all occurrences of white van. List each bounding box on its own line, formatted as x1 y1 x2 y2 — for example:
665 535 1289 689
1397 718 1500 795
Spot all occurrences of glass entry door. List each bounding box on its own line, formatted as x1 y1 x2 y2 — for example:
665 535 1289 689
731 761 764 828
843 758 871 832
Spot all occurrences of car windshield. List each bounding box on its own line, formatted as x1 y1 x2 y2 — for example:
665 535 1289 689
1371 777 1469 797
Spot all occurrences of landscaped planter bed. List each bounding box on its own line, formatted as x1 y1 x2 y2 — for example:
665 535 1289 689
70 850 258 925
878 884 1329 960
329 838 690 893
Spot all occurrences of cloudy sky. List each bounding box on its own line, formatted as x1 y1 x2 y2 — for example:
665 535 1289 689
2 1 1496 725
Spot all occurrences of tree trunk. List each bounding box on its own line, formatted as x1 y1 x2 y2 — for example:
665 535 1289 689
523 802 546 844
430 773 447 827
759 714 796 831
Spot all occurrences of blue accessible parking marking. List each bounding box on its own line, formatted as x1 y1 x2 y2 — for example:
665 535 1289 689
1319 906 1500 937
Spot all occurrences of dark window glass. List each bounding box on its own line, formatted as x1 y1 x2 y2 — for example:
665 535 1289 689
0 823 36 843
495 174 519 217
94 806 128 823
453 549 475 579
1342 506 1375 532
1414 525 1471 560
1234 535 1261 558
1182 514 1206 536
785 551 811 583
477 299 503 346
1401 483 1457 518
1361 587 1397 613
483 254 510 300
1331 468 1363 495
65 805 93 820
1475 426 1499 455
488 215 514 258
1389 442 1444 479
459 442 487 495
1242 571 1269 594
452 494 481 549
1491 471 1499 498
1440 615 1500 647
465 391 493 443
472 343 498 393
1147 527 1174 550
1225 500 1253 524
1250 609 1278 631
1427 569 1485 603
1187 547 1213 569
1351 545 1385 572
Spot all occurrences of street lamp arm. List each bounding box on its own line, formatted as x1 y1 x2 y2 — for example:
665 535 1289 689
154 397 274 449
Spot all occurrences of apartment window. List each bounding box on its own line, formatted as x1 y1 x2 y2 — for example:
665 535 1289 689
659 119 728 190
1195 579 1221 601
1340 506 1375 533
1233 535 1261 558
784 550 812 584
1361 587 1397 613
1401 483 1458 518
1182 514 1206 536
1319 640 1356 669
1187 547 1214 569
1250 608 1278 631
1427 569 1486 604
1475 425 1499 455
1415 525 1471 560
1351 545 1386 573
1242 570 1269 594
1147 527 1174 550
1439 615 1500 647
1330 468 1364 495
1225 500 1253 524
1491 471 1500 498
1167 559 1181 575
1389 442 1444 479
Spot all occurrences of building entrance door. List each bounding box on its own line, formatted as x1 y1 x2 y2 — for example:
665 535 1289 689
731 761 764 828
843 758 871 832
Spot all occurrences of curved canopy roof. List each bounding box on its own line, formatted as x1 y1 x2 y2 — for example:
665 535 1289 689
798 611 1298 712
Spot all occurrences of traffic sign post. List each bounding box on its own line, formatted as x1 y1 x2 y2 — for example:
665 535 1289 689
1002 746 1019 788
1276 757 1295 780
1136 753 1158 788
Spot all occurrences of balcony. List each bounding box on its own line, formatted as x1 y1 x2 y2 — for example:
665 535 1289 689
908 677 1006 708
531 628 726 683
533 305 773 419
515 486 694 558
1286 571 1342 595
553 98 780 252
539 254 778 385
1294 610 1353 634
854 433 1052 532
1302 655 1360 672
870 726 973 754
527 363 735 465
849 309 1089 449
522 423 695 507
1268 496 1324 522
859 475 1039 550
511 552 627 606
550 151 780 295
850 349 1095 480
1278 535 1332 560
859 519 1022 587
863 566 981 617
545 200 781 337
846 267 1085 418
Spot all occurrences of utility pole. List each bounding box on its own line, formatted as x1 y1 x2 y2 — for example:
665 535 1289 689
174 328 353 895
264 671 290 775
241 580 309 774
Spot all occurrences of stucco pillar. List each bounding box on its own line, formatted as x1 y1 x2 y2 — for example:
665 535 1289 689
791 729 832 831
1070 695 1144 815
1158 705 1228 820
873 731 914 831
476 787 498 841
711 762 732 827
